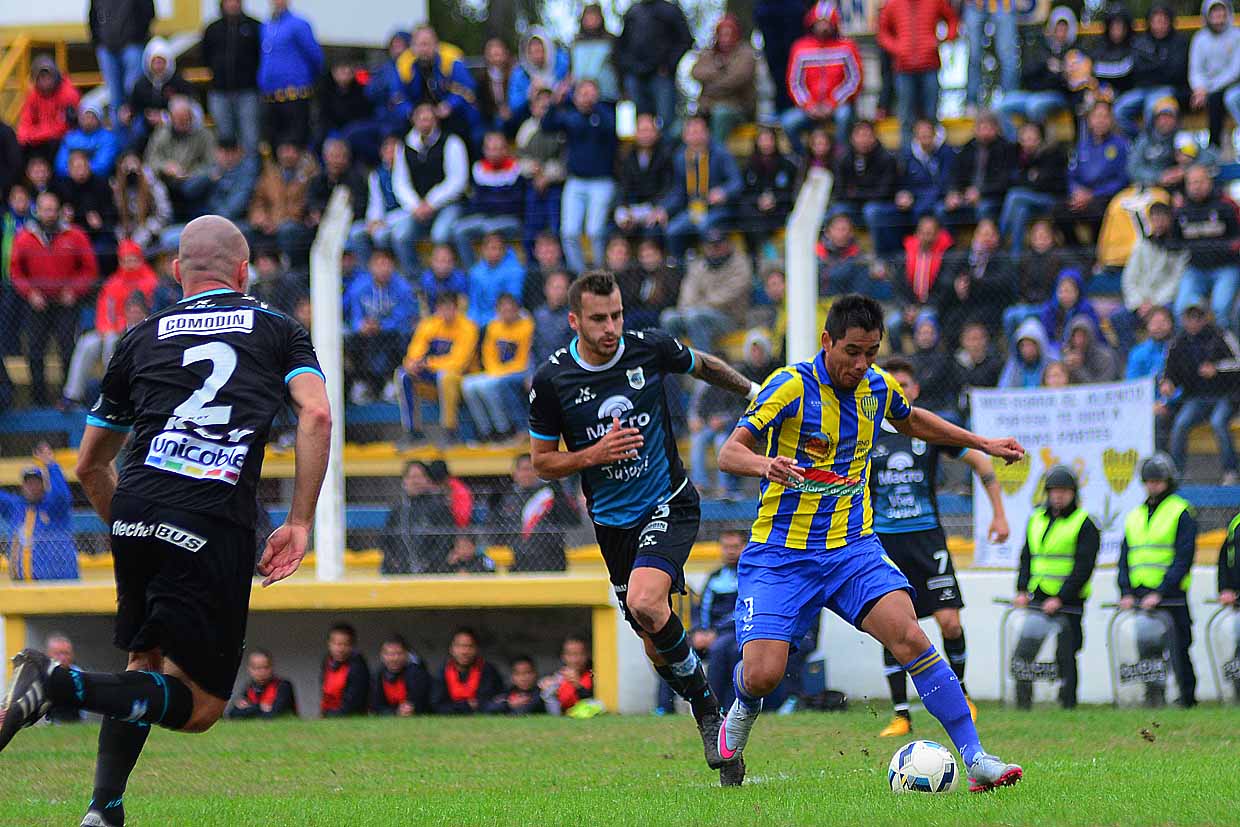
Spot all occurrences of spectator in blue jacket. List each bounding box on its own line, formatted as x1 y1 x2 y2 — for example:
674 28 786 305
2 444 76 581
397 25 479 145
344 246 417 403
868 118 956 254
541 80 618 274
420 243 469 309
453 132 526 268
509 28 570 114
1126 305 1177 447
341 30 412 166
468 232 525 327
1054 101 1129 242
1038 269 1101 346
661 113 742 259
53 103 119 179
258 0 323 149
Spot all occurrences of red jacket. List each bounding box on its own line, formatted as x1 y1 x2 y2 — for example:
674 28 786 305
901 228 954 304
95 241 157 335
787 34 863 110
16 81 81 147
10 222 98 302
878 0 958 74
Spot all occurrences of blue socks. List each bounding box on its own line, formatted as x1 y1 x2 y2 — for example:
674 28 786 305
731 662 762 713
905 647 982 766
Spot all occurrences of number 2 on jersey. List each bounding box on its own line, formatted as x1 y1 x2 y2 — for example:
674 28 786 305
165 342 236 432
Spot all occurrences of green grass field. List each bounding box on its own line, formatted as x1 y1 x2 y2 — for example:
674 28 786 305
1 704 1236 826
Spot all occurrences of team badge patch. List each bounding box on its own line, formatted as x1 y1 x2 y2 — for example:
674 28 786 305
627 367 646 390
859 395 879 420
804 432 834 460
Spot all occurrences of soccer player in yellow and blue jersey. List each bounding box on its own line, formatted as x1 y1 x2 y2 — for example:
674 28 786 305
715 295 1026 792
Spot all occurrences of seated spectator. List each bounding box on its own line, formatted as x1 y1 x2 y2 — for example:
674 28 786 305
1170 165 1240 326
877 0 957 146
909 312 962 421
738 125 797 260
344 247 417 404
998 122 1068 253
437 534 498 574
419 243 469 310
397 291 479 442
490 453 577 572
320 623 369 717
1000 318 1053 389
351 134 404 265
1127 96 1182 188
128 38 194 151
149 243 181 310
1042 360 1071 387
996 8 1075 140
474 37 514 133
53 103 118 179
16 57 81 162
307 138 369 247
1004 219 1077 341
468 232 526 328
433 628 504 714
540 636 594 716
604 234 635 284
370 634 431 716
781 2 861 152
509 28 570 115
522 230 565 309
63 239 156 406
817 214 872 298
462 294 533 441
160 138 259 250
1062 316 1118 384
624 237 680 331
1189 0 1240 149
1090 5 1137 105
111 150 172 252
662 114 742 258
514 88 567 255
44 633 84 723
934 218 1014 348
614 113 674 241
757 264 787 361
1 443 75 581
59 149 120 263
1038 269 1100 347
1114 202 1186 351
391 103 468 278
228 649 297 719
380 460 455 574
937 111 1014 227
830 120 896 241
955 322 1004 414
660 228 751 350
884 214 954 351
794 127 835 191
691 14 757 145
614 0 691 135
396 25 479 144
541 79 617 274
428 459 474 529
247 141 319 266
1054 101 1128 245
318 63 371 146
869 119 956 254
248 245 305 314
570 4 620 108
1116 4 1190 139
1126 305 1177 446
532 269 573 366
454 132 525 268
487 655 548 715
23 156 56 205
1164 301 1240 482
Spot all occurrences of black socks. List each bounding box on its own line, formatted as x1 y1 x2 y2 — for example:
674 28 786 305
943 632 969 695
650 615 718 721
89 719 152 826
48 667 194 731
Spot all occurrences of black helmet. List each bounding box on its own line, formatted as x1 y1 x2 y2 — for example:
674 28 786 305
1043 464 1078 492
1140 453 1177 483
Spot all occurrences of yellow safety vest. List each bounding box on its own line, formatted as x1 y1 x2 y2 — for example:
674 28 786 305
1027 506 1093 598
1123 494 1193 592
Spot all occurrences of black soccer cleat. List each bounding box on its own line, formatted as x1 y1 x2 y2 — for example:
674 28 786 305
697 708 727 769
720 756 746 787
0 648 53 753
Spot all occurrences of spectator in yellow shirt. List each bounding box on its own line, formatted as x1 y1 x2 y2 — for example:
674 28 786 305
461 293 535 442
397 290 479 442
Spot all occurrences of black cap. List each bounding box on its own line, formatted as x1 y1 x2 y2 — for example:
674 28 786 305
1043 464 1078 491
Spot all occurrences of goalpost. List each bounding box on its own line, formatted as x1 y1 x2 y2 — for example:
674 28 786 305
784 168 833 364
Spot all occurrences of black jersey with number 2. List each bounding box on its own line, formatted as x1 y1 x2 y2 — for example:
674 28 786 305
89 289 323 529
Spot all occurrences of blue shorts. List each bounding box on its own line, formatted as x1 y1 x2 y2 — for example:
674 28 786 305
734 534 914 649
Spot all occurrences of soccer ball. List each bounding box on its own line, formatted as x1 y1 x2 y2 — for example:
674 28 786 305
888 740 959 793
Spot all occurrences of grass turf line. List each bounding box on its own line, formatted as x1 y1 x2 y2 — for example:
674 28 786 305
0 704 1236 826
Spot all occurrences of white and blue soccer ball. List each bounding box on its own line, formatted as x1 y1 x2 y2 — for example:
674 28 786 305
888 740 959 793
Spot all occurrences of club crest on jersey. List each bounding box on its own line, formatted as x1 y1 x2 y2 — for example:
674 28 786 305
627 367 646 390
859 395 879 420
911 438 927 455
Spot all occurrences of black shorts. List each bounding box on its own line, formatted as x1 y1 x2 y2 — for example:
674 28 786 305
877 528 964 619
110 494 257 700
593 484 700 632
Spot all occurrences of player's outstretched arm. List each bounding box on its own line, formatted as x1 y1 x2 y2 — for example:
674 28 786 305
76 426 129 524
259 372 332 587
717 427 804 486
530 416 643 480
961 450 1010 542
690 349 760 400
893 407 1025 463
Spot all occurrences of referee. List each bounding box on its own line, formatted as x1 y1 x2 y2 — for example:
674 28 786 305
0 215 332 827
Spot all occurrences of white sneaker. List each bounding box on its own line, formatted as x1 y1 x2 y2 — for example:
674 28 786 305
967 752 1023 792
718 698 762 761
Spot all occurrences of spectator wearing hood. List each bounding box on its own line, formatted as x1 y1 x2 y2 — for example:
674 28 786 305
127 38 194 152
962 0 1019 110
1000 317 1053 389
738 125 797 258
869 119 956 254
306 137 369 248
1189 0 1240 148
1090 5 1137 103
1165 302 1240 481
937 111 1014 228
90 0 154 118
1169 164 1240 325
1038 269 1099 346
1114 201 1186 352
781 2 862 153
111 149 172 251
570 4 620 106
691 14 757 145
16 57 81 162
202 0 261 157
934 218 1014 348
1126 96 1183 188
615 0 693 137
996 7 1076 140
877 0 957 147
454 131 525 268
396 25 479 144
144 96 217 219
997 121 1068 254
509 28 570 115
1061 316 1118 384
53 103 119 179
661 228 751 350
909 312 961 421
1115 4 1189 138
258 0 323 149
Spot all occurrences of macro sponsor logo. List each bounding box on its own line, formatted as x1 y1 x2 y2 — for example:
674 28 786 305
876 452 925 486
145 430 249 484
157 309 254 339
587 395 651 440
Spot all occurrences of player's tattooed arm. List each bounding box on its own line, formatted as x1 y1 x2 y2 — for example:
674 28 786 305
691 349 759 399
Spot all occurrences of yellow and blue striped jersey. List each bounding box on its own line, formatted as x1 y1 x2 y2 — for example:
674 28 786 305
737 353 911 550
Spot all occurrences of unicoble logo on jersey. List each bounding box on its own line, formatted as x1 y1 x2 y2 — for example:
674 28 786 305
587 395 651 440
144 431 249 484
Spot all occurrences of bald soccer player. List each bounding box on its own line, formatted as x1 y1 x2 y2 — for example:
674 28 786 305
0 216 332 827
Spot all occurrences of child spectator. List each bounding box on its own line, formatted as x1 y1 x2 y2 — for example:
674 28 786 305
570 4 620 107
437 534 498 575
514 88 567 255
998 122 1068 253
938 111 1014 227
1189 0 1240 148
419 243 469 310
738 125 798 260
509 28 570 114
1117 4 1190 138
1170 165 1240 325
1042 360 1071 388
111 150 172 252
320 623 369 717
370 634 431 716
781 2 862 152
1061 317 1118 384
876 0 957 146
1038 269 1100 347
614 114 674 239
1000 318 1053 389
228 649 297 719
1165 302 1240 482
454 132 525 268
541 636 594 716
690 14 757 145
380 461 455 574
397 291 479 443
433 628 504 714
344 246 417 404
462 293 533 441
17 57 81 161
53 103 118 179
487 655 548 715
532 269 573 366
467 232 525 328
1115 202 1186 351
996 7 1075 139
870 119 956 254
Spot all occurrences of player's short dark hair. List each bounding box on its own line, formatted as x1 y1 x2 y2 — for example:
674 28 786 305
509 654 535 669
882 357 916 381
568 271 618 314
381 633 409 650
451 626 479 645
328 622 356 643
825 294 885 341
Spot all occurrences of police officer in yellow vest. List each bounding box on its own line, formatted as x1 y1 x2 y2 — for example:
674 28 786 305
1118 453 1197 707
1013 465 1099 708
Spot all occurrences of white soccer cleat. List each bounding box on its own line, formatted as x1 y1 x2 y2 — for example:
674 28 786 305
967 753 1023 792
717 698 762 762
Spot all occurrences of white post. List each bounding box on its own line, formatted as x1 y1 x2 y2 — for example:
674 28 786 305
784 169 833 364
308 187 351 582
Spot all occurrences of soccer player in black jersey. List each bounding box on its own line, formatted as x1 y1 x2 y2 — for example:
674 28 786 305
0 216 332 827
528 272 757 786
